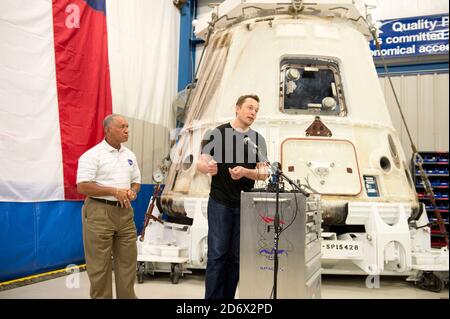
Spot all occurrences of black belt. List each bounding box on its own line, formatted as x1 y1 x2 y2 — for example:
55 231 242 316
89 197 121 207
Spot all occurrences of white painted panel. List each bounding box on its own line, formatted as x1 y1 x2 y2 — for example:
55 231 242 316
372 0 449 20
282 139 362 195
107 0 179 183
417 74 436 151
435 73 449 150
380 72 449 159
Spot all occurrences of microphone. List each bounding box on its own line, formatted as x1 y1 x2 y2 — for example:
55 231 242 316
271 162 282 183
243 136 269 164
244 136 277 170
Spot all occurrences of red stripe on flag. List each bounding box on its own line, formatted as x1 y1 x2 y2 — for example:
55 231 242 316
52 0 112 200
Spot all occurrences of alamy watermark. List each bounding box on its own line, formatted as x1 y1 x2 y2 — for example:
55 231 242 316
167 120 269 167
365 264 381 289
65 264 81 289
65 4 80 29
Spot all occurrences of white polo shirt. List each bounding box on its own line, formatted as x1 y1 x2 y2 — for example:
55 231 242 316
77 139 141 201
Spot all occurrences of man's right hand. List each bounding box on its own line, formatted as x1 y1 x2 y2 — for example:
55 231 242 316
115 188 131 208
198 154 218 176
77 182 132 208
207 160 218 176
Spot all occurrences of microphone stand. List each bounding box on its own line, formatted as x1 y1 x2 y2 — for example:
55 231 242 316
273 165 281 299
250 146 309 299
269 161 309 299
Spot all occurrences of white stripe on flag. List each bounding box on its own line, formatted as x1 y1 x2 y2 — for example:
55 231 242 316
0 0 64 202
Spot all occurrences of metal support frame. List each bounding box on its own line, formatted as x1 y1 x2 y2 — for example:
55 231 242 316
178 0 198 92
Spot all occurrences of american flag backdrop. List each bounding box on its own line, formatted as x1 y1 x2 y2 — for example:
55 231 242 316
0 0 180 281
1 0 112 202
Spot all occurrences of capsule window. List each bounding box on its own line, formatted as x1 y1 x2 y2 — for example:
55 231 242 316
280 57 347 116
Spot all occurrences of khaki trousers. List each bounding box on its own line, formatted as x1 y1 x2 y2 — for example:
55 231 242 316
82 198 137 299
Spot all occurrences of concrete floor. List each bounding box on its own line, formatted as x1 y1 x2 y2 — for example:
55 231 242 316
0 270 447 299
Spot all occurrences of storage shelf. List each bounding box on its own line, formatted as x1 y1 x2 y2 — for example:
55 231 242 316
414 152 449 247
421 162 449 165
426 209 449 213
416 174 449 177
430 221 450 226
416 185 449 189
431 234 448 237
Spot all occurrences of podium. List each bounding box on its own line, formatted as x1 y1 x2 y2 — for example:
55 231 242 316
239 192 322 299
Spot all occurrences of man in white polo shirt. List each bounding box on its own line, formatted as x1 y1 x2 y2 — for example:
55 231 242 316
77 114 141 299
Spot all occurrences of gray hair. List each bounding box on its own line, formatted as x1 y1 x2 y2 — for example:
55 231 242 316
103 114 121 130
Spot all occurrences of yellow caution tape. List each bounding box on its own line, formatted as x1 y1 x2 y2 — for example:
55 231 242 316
0 264 86 287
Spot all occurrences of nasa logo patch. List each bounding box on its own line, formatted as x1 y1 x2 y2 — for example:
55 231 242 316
128 159 133 166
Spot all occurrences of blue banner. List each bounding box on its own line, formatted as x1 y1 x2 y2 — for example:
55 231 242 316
370 14 449 59
0 185 154 282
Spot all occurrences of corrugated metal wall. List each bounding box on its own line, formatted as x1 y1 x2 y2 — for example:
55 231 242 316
123 119 172 184
380 72 449 160
372 0 448 20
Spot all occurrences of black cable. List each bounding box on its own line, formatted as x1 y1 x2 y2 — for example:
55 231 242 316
256 183 270 252
279 182 299 234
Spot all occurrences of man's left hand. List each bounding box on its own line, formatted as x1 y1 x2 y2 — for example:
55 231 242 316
127 189 137 201
229 166 246 180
